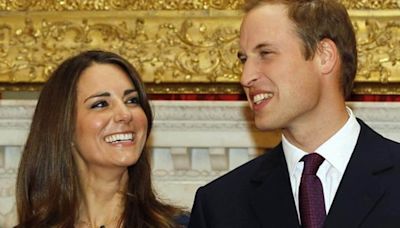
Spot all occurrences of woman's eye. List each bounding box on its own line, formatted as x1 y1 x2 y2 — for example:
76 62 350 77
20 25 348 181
90 100 108 109
126 97 139 105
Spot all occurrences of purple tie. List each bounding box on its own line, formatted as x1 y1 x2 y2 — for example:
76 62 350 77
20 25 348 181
299 153 326 228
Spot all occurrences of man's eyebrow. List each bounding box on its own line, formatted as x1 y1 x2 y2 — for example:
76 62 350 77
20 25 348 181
253 42 272 51
238 42 273 57
84 92 110 103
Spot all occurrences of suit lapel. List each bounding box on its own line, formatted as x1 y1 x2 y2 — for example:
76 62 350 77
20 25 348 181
249 144 300 228
324 120 394 228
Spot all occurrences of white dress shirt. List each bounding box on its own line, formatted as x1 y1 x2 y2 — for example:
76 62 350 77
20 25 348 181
282 107 361 221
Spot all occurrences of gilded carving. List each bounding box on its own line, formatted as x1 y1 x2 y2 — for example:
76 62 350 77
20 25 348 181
341 0 400 9
0 0 245 11
0 1 399 94
0 13 242 88
0 0 399 10
354 16 400 85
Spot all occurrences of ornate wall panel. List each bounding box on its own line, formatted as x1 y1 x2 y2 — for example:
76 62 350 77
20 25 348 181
352 10 400 94
0 0 399 94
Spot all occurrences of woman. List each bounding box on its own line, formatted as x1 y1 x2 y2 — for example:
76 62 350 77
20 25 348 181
15 50 188 227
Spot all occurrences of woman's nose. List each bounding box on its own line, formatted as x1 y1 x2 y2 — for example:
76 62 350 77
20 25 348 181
114 104 132 123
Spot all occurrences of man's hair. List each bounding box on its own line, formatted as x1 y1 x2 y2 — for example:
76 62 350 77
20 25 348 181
244 0 357 98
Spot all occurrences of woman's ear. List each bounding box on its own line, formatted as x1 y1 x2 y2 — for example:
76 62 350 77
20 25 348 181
71 141 77 150
317 38 338 75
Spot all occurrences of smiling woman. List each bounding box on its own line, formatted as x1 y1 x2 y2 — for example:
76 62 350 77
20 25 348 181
15 50 188 228
74 63 148 170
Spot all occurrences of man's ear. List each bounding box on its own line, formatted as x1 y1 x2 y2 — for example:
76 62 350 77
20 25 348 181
317 38 338 75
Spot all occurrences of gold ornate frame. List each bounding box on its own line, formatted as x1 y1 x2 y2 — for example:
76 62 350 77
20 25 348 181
0 0 399 95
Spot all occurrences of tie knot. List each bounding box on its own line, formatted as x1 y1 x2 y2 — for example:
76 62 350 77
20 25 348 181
301 153 325 175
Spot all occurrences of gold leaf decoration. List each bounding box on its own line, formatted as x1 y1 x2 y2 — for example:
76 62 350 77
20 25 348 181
353 12 400 86
0 12 242 87
0 0 399 11
0 0 399 94
0 0 245 11
341 0 400 9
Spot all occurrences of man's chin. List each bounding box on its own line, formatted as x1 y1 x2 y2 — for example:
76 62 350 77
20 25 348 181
254 120 280 131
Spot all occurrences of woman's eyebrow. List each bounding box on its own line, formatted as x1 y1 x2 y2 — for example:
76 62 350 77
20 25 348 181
84 92 110 103
124 88 137 96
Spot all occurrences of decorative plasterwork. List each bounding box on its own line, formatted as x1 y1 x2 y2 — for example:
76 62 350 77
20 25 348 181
0 100 34 129
1 100 400 135
1 100 400 226
0 11 242 90
341 0 400 9
353 11 400 87
0 1 399 94
152 101 254 131
0 0 398 11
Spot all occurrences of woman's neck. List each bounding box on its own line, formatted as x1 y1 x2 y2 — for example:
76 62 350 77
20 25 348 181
76 169 128 228
77 188 125 228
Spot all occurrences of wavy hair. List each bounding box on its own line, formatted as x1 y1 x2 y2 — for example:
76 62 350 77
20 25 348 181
16 50 181 227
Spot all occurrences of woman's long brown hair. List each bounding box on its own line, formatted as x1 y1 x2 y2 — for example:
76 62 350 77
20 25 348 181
15 50 182 227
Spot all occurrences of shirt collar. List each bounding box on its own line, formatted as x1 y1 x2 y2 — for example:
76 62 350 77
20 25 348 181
283 107 361 178
282 134 306 178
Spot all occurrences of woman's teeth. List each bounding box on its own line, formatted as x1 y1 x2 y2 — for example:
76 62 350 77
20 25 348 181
104 133 133 143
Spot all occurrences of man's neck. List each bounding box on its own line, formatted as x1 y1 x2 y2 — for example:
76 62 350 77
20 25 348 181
282 105 349 152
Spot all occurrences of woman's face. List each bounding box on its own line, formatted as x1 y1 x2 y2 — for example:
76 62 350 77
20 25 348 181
73 63 148 170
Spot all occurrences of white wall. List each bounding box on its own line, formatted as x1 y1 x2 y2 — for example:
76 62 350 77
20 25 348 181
1 100 400 227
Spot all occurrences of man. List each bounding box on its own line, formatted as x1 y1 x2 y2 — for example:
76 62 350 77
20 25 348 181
188 0 400 227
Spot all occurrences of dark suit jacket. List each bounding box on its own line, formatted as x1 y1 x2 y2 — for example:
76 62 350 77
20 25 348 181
188 120 400 228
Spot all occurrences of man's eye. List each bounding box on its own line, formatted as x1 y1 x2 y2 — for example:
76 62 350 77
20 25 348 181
260 51 271 57
260 51 270 56
126 97 139 105
237 53 247 64
90 101 108 109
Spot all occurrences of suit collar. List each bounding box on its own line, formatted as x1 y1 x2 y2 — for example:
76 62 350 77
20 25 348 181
250 144 301 227
248 120 395 228
324 119 394 228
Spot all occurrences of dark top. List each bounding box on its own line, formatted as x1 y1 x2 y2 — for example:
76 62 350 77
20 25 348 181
176 213 190 227
188 119 400 228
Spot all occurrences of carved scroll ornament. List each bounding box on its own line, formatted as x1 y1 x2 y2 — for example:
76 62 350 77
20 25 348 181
0 0 399 11
0 0 399 94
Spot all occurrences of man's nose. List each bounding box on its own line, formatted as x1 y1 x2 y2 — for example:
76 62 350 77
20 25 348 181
240 59 261 88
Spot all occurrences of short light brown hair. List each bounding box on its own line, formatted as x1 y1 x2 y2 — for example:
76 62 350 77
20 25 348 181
244 0 357 98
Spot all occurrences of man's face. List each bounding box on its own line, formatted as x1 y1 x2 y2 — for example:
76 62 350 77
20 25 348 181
239 3 322 131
